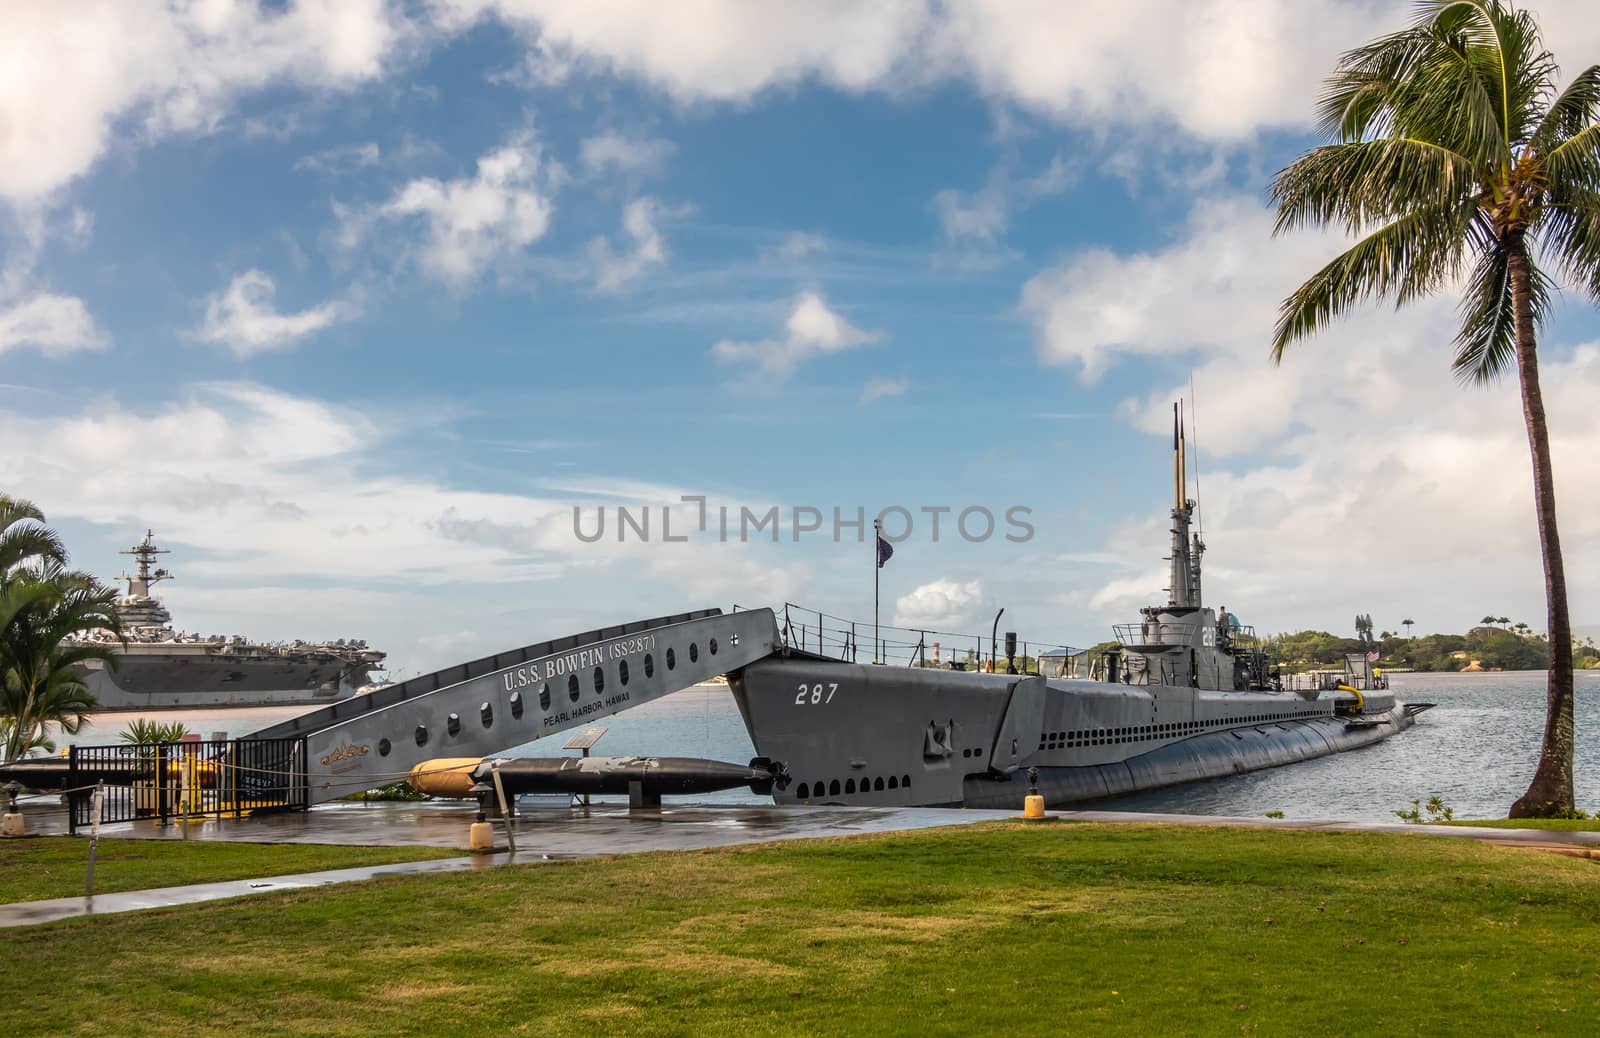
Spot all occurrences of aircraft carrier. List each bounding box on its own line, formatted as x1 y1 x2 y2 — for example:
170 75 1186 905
71 532 386 710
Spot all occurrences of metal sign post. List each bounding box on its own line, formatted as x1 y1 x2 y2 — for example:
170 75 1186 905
490 762 516 856
562 727 608 807
85 781 104 898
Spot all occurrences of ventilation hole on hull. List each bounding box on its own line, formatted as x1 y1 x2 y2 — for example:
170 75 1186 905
593 666 605 695
446 713 460 737
377 738 391 757
480 702 493 727
644 653 655 678
709 637 718 655
797 782 810 799
829 780 841 796
689 642 699 663
666 648 676 670
888 776 899 790
513 690 527 718
902 775 911 789
619 660 629 686
414 725 428 747
568 674 580 702
845 779 856 794
874 777 884 791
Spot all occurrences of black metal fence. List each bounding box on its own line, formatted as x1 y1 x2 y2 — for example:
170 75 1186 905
67 738 306 833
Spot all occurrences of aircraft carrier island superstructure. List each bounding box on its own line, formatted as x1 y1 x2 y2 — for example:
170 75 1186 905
71 532 386 710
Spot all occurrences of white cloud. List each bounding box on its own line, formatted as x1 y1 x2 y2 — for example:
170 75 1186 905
712 291 881 382
1020 194 1600 634
294 141 382 174
933 155 1073 241
351 131 554 286
578 132 674 174
446 2 1600 143
1021 196 1310 387
0 381 818 672
436 0 929 101
586 197 668 293
0 0 409 203
194 270 358 357
859 376 907 405
894 578 985 631
10 2 1600 208
0 293 110 357
769 232 828 261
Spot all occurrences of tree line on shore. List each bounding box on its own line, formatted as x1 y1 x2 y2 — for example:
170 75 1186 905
1265 623 1600 673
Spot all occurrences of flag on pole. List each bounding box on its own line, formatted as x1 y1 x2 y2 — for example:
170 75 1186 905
1365 649 1379 663
876 532 894 568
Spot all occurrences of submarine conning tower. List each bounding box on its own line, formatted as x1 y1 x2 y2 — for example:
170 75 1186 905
1161 401 1205 616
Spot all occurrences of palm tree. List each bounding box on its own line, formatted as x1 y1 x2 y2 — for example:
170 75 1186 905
1270 1 1598 817
1403 618 1416 638
1 565 122 760
0 496 123 761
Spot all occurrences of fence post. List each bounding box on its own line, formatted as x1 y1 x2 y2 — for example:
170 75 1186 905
178 749 189 839
158 743 170 827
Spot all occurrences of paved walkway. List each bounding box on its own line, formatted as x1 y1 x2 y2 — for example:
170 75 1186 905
0 854 507 928
6 801 1594 927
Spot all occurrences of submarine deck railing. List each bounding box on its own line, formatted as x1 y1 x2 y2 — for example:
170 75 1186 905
767 602 1082 675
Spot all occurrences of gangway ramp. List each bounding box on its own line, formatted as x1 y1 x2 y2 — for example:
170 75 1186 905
248 608 780 804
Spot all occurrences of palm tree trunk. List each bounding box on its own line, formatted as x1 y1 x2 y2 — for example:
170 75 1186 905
1506 241 1576 818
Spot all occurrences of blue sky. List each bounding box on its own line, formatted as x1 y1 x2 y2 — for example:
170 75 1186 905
3 1 1599 676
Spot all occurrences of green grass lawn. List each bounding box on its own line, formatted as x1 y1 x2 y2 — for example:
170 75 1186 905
0 837 458 903
3 822 1597 1036
1441 818 1600 832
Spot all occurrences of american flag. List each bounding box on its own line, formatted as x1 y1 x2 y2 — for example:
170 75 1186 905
876 532 894 569
1366 649 1380 663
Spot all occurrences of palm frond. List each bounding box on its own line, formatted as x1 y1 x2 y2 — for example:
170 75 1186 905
1271 138 1478 235
1530 65 1600 154
0 526 67 578
1538 187 1600 303
1272 203 1474 360
1543 119 1600 199
1317 26 1505 171
1449 243 1551 384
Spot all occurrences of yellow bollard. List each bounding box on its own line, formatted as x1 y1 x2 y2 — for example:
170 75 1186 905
1023 794 1046 820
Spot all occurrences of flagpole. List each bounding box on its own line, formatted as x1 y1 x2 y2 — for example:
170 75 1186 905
873 518 880 665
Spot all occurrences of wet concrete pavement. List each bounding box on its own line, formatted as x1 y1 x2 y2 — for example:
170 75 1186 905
0 854 510 928
17 798 1015 853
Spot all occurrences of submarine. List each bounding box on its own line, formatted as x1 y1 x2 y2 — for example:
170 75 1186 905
723 407 1432 809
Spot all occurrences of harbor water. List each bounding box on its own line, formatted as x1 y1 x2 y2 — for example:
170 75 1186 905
69 671 1598 822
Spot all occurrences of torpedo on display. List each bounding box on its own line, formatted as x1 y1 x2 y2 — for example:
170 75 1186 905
408 754 789 806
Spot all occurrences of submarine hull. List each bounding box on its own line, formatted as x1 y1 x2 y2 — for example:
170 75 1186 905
729 656 1423 811
960 709 1417 809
